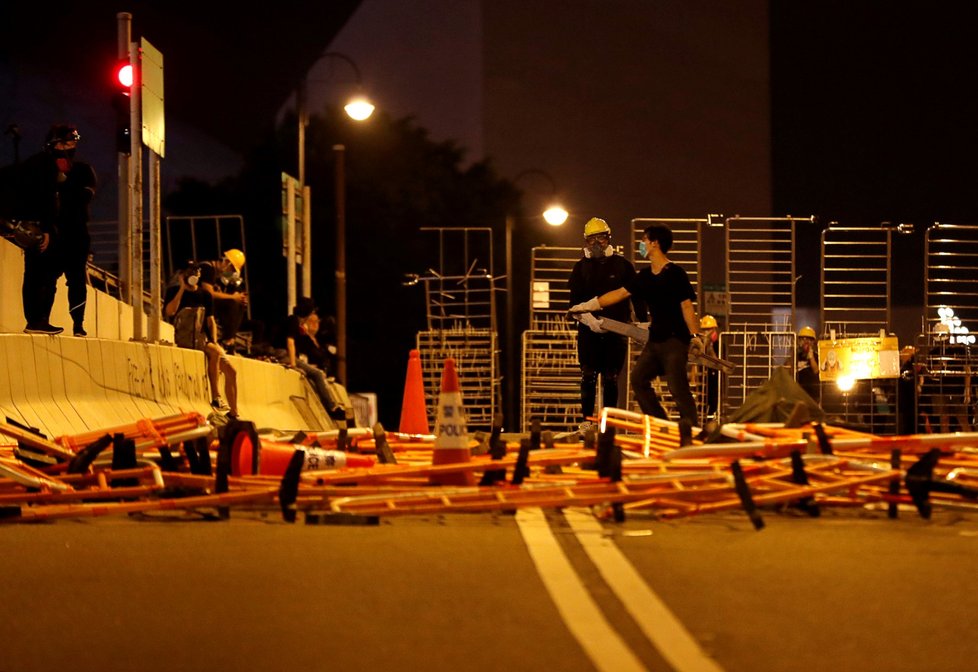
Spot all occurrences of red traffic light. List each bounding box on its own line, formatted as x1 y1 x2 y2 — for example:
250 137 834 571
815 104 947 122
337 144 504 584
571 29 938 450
115 62 133 89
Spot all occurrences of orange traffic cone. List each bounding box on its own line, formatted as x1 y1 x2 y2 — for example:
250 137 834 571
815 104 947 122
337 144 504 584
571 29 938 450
230 433 375 477
399 349 431 435
430 358 474 485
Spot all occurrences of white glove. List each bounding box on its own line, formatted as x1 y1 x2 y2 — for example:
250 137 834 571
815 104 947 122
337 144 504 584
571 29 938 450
578 313 606 333
569 297 602 313
688 335 704 357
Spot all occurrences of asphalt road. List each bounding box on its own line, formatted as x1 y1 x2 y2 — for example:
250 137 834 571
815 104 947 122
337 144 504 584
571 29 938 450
2 504 977 672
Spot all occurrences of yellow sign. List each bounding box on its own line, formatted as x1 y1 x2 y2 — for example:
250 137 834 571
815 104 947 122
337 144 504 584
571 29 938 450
817 336 900 381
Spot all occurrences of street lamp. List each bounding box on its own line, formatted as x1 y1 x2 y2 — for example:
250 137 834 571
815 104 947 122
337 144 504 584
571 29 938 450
505 169 568 430
296 51 375 385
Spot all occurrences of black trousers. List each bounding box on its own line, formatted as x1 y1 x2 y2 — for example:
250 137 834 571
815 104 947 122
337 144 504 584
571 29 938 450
22 246 59 327
577 328 628 421
22 238 89 328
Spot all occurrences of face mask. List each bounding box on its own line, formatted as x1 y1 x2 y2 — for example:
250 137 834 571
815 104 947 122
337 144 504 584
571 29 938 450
186 274 199 288
586 243 605 258
638 241 648 258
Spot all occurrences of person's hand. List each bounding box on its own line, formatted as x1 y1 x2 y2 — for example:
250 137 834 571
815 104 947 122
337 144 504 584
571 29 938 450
236 292 248 305
569 297 602 314
689 335 704 357
38 233 50 252
579 313 606 333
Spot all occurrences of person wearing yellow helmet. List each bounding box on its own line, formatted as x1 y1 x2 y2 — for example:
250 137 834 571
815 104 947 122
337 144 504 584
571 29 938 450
698 315 721 422
568 217 647 429
571 222 700 445
199 248 249 352
794 326 820 401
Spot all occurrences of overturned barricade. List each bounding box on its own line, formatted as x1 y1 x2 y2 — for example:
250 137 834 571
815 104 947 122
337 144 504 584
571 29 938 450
2 399 978 528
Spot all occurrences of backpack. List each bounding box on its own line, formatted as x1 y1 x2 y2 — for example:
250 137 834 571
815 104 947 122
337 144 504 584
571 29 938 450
173 306 207 350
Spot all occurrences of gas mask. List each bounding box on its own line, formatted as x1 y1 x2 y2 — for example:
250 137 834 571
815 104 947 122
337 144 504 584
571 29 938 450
221 270 242 289
584 244 615 259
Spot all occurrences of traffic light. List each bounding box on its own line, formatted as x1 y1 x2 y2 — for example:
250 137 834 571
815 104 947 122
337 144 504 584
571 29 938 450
113 59 133 155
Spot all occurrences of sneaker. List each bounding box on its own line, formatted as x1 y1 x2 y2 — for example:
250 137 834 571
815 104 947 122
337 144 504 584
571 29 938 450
211 397 230 412
73 326 87 337
24 323 64 335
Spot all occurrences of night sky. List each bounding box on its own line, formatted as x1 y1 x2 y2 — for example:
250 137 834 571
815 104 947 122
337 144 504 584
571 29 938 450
771 3 978 308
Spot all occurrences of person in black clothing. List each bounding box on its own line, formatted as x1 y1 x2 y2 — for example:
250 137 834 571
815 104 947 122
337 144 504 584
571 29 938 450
698 314 721 428
568 217 645 426
199 248 248 351
0 124 96 335
164 264 238 415
794 326 820 401
571 222 702 445
285 297 343 419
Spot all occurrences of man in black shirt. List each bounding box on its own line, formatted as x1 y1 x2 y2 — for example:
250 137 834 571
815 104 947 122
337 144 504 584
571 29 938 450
571 223 701 445
164 264 238 415
568 217 645 427
199 248 248 351
1 124 96 335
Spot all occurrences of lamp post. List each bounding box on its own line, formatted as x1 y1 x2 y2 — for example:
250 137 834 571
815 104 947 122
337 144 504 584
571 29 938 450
505 169 568 430
296 51 374 385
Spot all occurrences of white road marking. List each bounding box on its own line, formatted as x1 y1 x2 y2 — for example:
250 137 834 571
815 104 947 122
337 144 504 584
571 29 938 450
564 508 725 672
515 508 647 672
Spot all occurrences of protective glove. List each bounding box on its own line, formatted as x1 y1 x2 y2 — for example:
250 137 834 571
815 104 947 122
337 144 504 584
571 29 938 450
688 335 704 357
578 313 606 333
568 297 602 314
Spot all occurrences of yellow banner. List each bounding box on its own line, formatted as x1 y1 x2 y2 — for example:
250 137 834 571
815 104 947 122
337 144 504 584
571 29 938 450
817 336 900 381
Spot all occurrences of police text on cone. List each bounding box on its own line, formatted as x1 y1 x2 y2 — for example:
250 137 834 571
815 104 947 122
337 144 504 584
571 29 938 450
431 358 474 485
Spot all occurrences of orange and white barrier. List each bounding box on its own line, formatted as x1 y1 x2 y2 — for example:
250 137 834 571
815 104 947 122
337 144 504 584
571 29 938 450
230 435 375 477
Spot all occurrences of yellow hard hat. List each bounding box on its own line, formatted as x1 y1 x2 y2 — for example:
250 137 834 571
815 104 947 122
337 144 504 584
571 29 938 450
798 326 816 339
224 248 245 272
700 315 717 329
583 217 611 238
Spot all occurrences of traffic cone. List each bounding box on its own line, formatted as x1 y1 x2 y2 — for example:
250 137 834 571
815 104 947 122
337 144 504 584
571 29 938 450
399 349 431 435
430 357 474 485
230 433 375 477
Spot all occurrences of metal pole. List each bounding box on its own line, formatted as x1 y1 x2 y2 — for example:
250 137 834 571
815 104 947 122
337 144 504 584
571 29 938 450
129 39 143 340
297 81 307 185
148 152 161 342
286 179 296 313
505 213 515 431
302 185 312 297
116 13 131 302
334 144 347 385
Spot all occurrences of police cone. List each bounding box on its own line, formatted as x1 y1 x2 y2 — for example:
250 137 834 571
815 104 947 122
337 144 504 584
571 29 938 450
430 357 474 485
399 349 431 435
230 433 375 477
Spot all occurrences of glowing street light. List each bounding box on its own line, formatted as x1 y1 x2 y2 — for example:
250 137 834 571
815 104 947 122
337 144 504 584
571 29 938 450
344 96 375 121
543 205 569 226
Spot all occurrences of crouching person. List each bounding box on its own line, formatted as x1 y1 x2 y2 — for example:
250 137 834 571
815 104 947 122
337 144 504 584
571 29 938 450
164 263 238 416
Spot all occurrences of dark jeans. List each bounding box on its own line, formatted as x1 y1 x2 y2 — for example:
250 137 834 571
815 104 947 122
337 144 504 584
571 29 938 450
22 246 59 327
577 329 627 421
214 296 246 342
62 239 89 329
631 336 697 425
22 238 89 328
296 360 343 417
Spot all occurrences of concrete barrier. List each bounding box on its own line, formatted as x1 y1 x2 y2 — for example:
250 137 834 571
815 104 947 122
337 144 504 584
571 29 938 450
0 334 336 438
0 238 337 440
